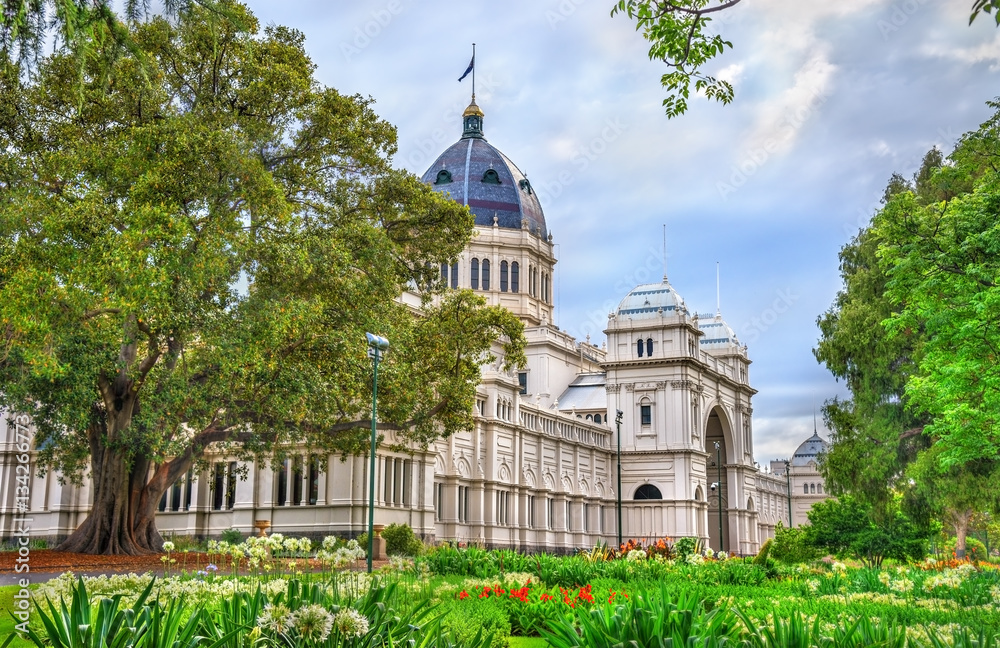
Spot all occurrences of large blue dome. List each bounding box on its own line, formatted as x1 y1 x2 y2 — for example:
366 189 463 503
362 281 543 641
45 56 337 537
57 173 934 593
420 98 547 238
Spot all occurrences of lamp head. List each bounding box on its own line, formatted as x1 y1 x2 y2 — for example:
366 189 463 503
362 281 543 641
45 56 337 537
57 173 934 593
710 482 718 492
365 332 390 351
615 410 623 424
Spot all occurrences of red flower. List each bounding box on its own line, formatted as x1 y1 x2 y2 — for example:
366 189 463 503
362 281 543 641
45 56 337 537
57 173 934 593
458 590 469 600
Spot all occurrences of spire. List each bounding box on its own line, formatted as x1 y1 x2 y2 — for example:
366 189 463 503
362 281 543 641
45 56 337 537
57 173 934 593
662 223 668 283
461 43 484 139
716 261 721 319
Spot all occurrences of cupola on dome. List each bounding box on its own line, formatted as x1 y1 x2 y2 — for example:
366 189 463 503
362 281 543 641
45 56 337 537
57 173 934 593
615 278 686 319
420 96 547 238
791 432 828 467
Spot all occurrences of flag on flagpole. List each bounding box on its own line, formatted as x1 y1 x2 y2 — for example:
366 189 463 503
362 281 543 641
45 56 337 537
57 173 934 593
458 55 474 82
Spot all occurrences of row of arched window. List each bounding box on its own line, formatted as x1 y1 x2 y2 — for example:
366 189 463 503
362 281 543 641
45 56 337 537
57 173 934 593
636 338 654 357
439 258 551 303
804 483 823 494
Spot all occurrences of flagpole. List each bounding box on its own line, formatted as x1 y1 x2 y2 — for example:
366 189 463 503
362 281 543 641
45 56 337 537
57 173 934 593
472 43 476 98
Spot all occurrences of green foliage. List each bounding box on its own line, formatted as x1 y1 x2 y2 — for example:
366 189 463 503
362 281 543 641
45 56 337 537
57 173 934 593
611 0 735 118
806 496 927 568
219 529 242 546
673 537 700 560
381 523 423 557
769 524 818 564
441 596 510 648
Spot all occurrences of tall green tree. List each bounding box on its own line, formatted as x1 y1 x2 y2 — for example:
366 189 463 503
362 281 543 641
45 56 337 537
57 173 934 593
0 3 526 555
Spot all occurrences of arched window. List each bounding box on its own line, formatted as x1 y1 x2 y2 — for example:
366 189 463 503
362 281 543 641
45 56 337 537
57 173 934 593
531 267 537 296
636 339 644 357
500 261 509 292
594 414 602 424
634 484 662 500
471 259 479 289
440 263 448 283
511 261 519 293
646 338 653 357
585 414 593 421
803 483 809 494
747 496 755 511
482 259 491 290
810 483 816 494
543 273 549 302
818 484 823 494
434 169 453 185
695 486 704 502
450 262 459 289
482 169 502 184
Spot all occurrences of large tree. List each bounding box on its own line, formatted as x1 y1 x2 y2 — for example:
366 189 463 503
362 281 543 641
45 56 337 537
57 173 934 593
816 107 1000 557
0 2 526 555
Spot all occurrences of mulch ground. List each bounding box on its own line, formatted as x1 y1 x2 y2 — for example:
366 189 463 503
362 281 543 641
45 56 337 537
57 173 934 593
0 550 387 576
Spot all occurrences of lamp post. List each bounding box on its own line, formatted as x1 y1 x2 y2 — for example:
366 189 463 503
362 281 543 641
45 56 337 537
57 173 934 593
365 332 389 573
783 459 792 528
615 409 623 549
714 441 724 553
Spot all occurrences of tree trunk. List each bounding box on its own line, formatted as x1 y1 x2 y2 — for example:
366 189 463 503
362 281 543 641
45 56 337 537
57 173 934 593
56 382 182 555
953 509 973 559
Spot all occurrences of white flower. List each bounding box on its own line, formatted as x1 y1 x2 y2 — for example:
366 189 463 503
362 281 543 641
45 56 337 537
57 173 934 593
626 549 647 562
292 604 333 643
283 537 300 553
704 548 715 559
716 551 728 561
322 536 338 551
257 603 293 634
831 561 847 573
297 537 312 554
162 541 175 553
334 608 369 640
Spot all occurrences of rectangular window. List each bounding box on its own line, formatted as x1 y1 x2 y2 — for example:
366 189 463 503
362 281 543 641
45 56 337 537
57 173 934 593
640 405 652 426
308 457 319 505
518 372 527 395
547 498 554 530
583 504 589 533
458 485 469 523
451 262 459 289
566 500 572 532
183 469 193 511
212 463 225 510
292 456 303 506
528 495 536 529
226 462 237 510
435 482 444 521
277 459 288 507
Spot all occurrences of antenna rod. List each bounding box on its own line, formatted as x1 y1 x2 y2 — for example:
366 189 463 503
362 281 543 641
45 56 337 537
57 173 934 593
716 261 721 317
662 223 667 281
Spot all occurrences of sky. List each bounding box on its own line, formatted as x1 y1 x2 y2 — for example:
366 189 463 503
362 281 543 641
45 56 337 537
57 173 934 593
245 0 1000 466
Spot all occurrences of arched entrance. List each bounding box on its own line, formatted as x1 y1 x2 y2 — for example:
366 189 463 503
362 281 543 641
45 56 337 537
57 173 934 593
705 407 731 552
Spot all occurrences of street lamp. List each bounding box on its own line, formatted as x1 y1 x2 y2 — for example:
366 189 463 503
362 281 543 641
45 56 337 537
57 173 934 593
712 441 725 552
783 459 792 528
615 409 623 549
365 332 389 573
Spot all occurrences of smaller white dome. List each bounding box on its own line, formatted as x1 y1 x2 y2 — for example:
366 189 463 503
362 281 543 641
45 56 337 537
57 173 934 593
698 314 739 348
616 278 685 320
791 432 828 467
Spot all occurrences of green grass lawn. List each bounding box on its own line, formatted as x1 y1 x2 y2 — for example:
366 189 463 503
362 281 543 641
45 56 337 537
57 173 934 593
0 585 35 648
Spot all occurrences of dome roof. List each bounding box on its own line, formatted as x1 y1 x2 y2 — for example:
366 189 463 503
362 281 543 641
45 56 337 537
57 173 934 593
791 432 828 467
615 278 686 320
698 314 739 349
420 98 547 238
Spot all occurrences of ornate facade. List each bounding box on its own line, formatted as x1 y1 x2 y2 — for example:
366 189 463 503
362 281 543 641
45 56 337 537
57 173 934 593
0 97 831 554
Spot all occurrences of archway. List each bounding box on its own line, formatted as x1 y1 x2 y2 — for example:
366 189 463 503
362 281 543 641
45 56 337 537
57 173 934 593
704 406 733 552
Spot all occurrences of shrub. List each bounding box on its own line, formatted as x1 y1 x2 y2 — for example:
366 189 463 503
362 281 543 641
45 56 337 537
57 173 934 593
944 536 988 561
442 595 511 648
382 523 424 556
221 528 243 545
770 523 818 564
